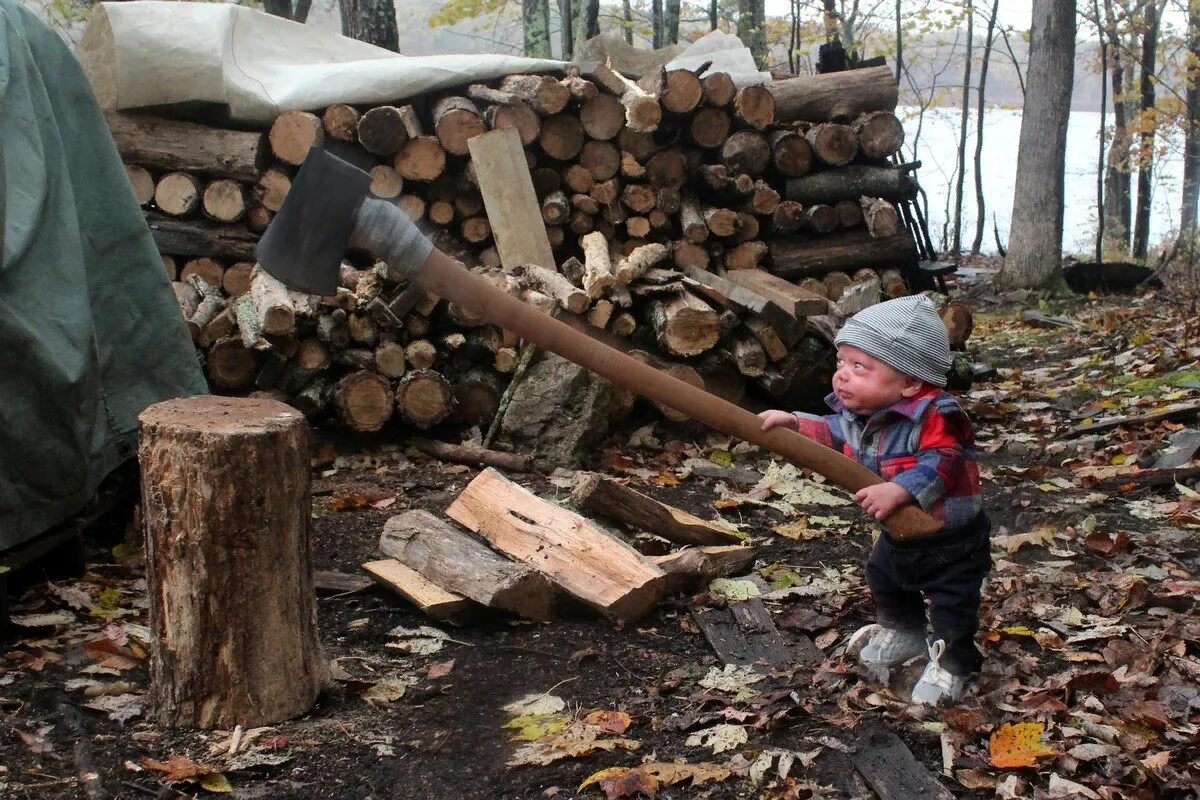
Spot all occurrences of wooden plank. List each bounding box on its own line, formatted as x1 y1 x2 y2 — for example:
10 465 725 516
693 599 816 671
446 468 666 622
725 269 832 316
466 128 556 271
362 559 475 625
649 545 758 594
570 472 744 546
679 267 802 344
850 720 956 800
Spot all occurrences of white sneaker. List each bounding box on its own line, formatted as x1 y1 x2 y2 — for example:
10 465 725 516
848 623 927 668
911 639 967 706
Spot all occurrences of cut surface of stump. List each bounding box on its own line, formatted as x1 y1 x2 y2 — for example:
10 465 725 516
538 114 586 161
138 396 328 728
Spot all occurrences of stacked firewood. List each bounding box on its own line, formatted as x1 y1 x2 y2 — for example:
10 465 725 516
109 63 922 433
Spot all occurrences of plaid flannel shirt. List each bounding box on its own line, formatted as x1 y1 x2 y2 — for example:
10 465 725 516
794 387 982 531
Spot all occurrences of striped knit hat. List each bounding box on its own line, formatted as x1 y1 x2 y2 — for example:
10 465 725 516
834 295 951 387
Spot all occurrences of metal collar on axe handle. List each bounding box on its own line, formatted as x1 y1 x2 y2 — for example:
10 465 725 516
256 148 943 541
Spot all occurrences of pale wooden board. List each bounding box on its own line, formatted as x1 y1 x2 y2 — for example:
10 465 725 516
466 128 556 271
362 559 474 625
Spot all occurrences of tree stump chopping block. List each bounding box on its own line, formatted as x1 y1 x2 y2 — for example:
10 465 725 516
138 396 328 729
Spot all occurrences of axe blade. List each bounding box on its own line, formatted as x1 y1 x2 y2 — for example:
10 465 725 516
255 147 372 296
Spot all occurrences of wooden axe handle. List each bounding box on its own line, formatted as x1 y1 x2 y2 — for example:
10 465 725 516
419 250 943 541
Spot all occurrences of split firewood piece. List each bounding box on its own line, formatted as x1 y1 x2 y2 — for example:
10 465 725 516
335 370 393 433
362 560 474 625
726 331 768 377
721 130 771 176
249 265 296 336
197 305 236 349
749 180 781 215
396 369 454 428
580 93 625 141
581 231 615 298
679 266 799 336
806 122 859 167
745 317 789 361
201 179 248 223
701 71 737 107
484 102 541 146
726 241 770 271
154 172 203 217
838 270 882 316
615 243 669 284
515 264 589 313
446 468 667 622
879 267 907 298
538 114 586 161
357 105 411 157
733 84 775 130
593 60 662 133
125 164 155 205
322 103 360 141
498 74 570 115
587 298 615 329
725 268 831 316
269 110 324 165
432 97 485 156
649 545 758 594
648 291 722 357
380 510 553 621
861 197 901 238
678 198 708 243
562 74 599 101
571 473 744 546
180 256 225 288
185 275 225 340
639 66 703 114
853 110 906 158
823 271 853 301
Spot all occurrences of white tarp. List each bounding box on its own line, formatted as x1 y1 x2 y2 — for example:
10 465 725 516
78 1 565 127
665 29 771 88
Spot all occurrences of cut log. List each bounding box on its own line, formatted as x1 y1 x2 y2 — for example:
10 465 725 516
206 336 258 390
467 128 557 270
254 167 291 213
432 97 485 156
250 265 296 336
726 268 831 316
539 190 571 225
428 199 455 226
650 545 758 594
581 231 615 298
335 371 393 433
853 110 906 158
688 107 732 149
704 206 740 237
138 396 327 728
749 180 781 215
721 130 771 177
104 112 265 182
939 300 974 349
580 140 621 180
786 165 918 205
648 291 722 356
834 198 864 228
356 105 410 156
679 266 799 336
610 311 636 337
645 150 688 190
823 271 853 301
771 65 898 123
245 204 272 233
838 272 882 315
538 114 586 161
768 129 814 177
680 198 708 243
728 331 768 377
694 163 729 193
380 510 553 621
201 179 248 223
580 93 625 140
770 229 920 278
732 84 776 129
404 339 438 371
454 368 502 427
369 165 404 199
394 136 446 182
734 212 760 242
726 240 770 271
805 123 858 167
362 560 474 625
269 110 324 165
322 103 360 141
590 177 619 205
571 472 743 546
745 316 789 361
879 267 908 297
588 298 615 329
650 67 704 114
198 305 236 349
518 264 590 313
396 369 454 428
571 193 601 214
446 468 667 622
673 241 710 270
467 83 520 106
125 164 155 205
617 128 660 161
615 243 669 284
180 257 225 289
804 204 839 234
154 172 203 217
621 183 657 214
563 164 596 194
562 75 599 101
702 71 737 107
461 216 492 244
861 197 901 238
498 74 570 115
484 102 541 146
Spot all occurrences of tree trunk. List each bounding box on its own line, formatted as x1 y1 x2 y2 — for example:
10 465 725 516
953 0 974 255
623 0 634 44
971 0 999 254
738 0 768 68
1181 1 1200 255
1102 0 1131 254
652 0 664 48
139 396 327 729
1132 1 1159 260
585 0 600 38
338 0 399 52
665 0 681 43
1001 0 1075 287
523 0 551 57
1095 0 1108 263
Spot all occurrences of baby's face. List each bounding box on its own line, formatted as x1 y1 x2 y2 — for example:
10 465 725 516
831 344 920 415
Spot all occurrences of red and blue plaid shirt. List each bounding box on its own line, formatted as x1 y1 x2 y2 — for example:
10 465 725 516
794 387 982 531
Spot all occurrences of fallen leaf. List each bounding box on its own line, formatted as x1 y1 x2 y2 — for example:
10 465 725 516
686 724 747 754
1140 750 1170 773
200 773 233 793
1046 773 1100 799
16 727 54 755
580 762 731 798
507 719 639 767
10 611 74 628
989 722 1057 768
370 496 397 510
142 755 218 782
385 624 449 655
49 583 94 611
503 693 566 716
1067 743 1121 761
707 578 760 600
583 710 632 735
698 665 763 702
503 713 571 742
426 660 455 679
82 693 146 724
361 677 416 705
992 525 1056 554
83 637 143 671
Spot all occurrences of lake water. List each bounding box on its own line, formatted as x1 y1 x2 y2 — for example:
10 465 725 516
901 107 1186 256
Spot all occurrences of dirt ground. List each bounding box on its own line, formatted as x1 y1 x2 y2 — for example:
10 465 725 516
1 285 1198 799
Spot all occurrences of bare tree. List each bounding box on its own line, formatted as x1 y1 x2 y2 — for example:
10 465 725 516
1095 0 1109 262
523 0 551 57
894 0 903 82
971 0 999 254
739 0 768 66
1181 0 1200 256
624 0 634 44
665 0 681 44
1102 0 1133 253
652 0 664 48
953 0 974 255
1001 0 1076 287
1132 0 1160 259
339 0 399 51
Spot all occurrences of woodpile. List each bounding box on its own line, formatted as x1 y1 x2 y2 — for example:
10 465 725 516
109 62 925 435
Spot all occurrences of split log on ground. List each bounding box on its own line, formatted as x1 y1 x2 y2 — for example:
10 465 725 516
206 337 258 390
771 64 898 123
693 599 809 670
539 114 586 161
803 204 839 234
396 369 455 428
125 164 154 205
769 229 920 278
580 140 621 179
380 510 553 622
104 112 265 182
571 473 744 546
369 165 404 199
853 110 906 158
394 136 446 181
581 231 615 298
484 102 541 146
721 130 771 176
255 167 291 212
861 197 901 238
467 128 556 270
689 107 732 149
648 291 722 357
580 93 625 140
201 179 248 223
154 172 203 216
939 300 974 349
335 371 393 433
702 71 737 107
250 265 296 336
768 129 813 177
1063 401 1200 438
362 560 474 625
432 97 485 156
732 84 775 129
680 198 708 243
138 396 327 728
180 257 225 289
498 74 570 115
786 165 918 205
615 243 669 284
518 264 590 313
805 123 858 167
322 104 360 141
446 468 667 622
413 438 532 472
650 545 757 594
269 111 324 165
834 199 863 228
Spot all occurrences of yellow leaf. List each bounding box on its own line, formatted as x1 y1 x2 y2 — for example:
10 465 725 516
200 773 232 793
708 449 733 468
583 709 632 734
503 712 571 742
772 520 811 540
580 766 633 790
989 722 1058 768
1000 625 1036 637
650 471 680 487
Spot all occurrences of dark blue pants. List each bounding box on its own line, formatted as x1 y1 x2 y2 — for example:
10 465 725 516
865 513 991 676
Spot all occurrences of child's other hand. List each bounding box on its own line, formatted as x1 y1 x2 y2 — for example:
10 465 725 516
758 410 797 432
854 482 913 520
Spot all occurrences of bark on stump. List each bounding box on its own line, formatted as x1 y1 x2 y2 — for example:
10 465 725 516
138 395 328 729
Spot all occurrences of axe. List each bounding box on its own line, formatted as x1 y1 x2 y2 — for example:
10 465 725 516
257 148 941 541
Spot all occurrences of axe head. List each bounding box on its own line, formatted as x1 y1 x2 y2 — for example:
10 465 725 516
255 147 373 296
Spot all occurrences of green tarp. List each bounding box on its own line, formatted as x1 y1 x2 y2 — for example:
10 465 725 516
0 0 206 549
